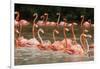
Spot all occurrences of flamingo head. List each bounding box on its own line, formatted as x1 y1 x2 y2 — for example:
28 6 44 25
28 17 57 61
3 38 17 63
54 29 59 34
44 13 48 16
68 23 72 27
86 34 92 38
15 11 19 15
84 29 89 33
56 12 60 15
39 28 44 34
73 22 78 25
35 24 38 28
81 15 84 18
33 13 37 16
63 18 67 21
65 28 69 31
40 15 44 19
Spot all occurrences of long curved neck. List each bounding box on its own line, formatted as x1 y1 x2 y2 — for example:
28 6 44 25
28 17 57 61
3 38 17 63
56 13 60 27
45 15 48 26
81 16 84 27
38 29 43 44
80 33 88 52
85 39 89 53
63 28 68 48
53 31 55 42
41 16 45 22
16 12 20 21
32 14 38 38
71 23 76 44
16 12 22 37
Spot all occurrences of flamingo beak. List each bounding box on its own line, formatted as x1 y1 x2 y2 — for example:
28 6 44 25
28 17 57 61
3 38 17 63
56 13 60 15
68 24 72 27
65 28 69 31
35 24 38 28
81 15 84 18
84 29 88 33
44 13 48 16
87 35 92 38
73 23 78 25
33 13 37 16
41 30 44 34
15 11 18 15
55 30 59 34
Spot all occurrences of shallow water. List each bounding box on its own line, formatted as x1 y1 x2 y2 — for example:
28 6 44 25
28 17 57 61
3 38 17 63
15 47 94 65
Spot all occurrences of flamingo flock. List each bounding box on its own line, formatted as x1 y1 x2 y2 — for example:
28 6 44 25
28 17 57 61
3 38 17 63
15 11 94 56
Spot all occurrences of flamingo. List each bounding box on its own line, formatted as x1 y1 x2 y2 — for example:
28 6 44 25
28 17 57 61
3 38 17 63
80 29 93 55
62 21 84 55
15 11 29 48
37 15 45 26
14 11 29 37
50 29 64 51
27 13 40 46
80 15 84 28
42 13 51 26
68 22 78 44
37 28 51 50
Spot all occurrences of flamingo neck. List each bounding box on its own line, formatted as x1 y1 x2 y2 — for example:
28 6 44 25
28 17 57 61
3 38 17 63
38 29 43 44
71 23 76 44
81 16 84 27
32 14 38 38
85 39 89 53
57 14 60 27
53 31 56 42
63 27 69 48
19 24 22 37
80 33 88 52
16 12 20 21
45 15 48 26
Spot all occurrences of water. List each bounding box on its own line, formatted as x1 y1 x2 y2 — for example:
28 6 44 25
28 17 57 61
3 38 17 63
15 47 94 65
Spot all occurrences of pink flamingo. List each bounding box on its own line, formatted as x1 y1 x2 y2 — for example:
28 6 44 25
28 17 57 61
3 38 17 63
80 29 93 55
50 29 64 51
43 13 50 26
14 11 29 37
37 28 51 50
15 11 29 48
37 15 46 26
63 21 84 55
27 13 40 46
